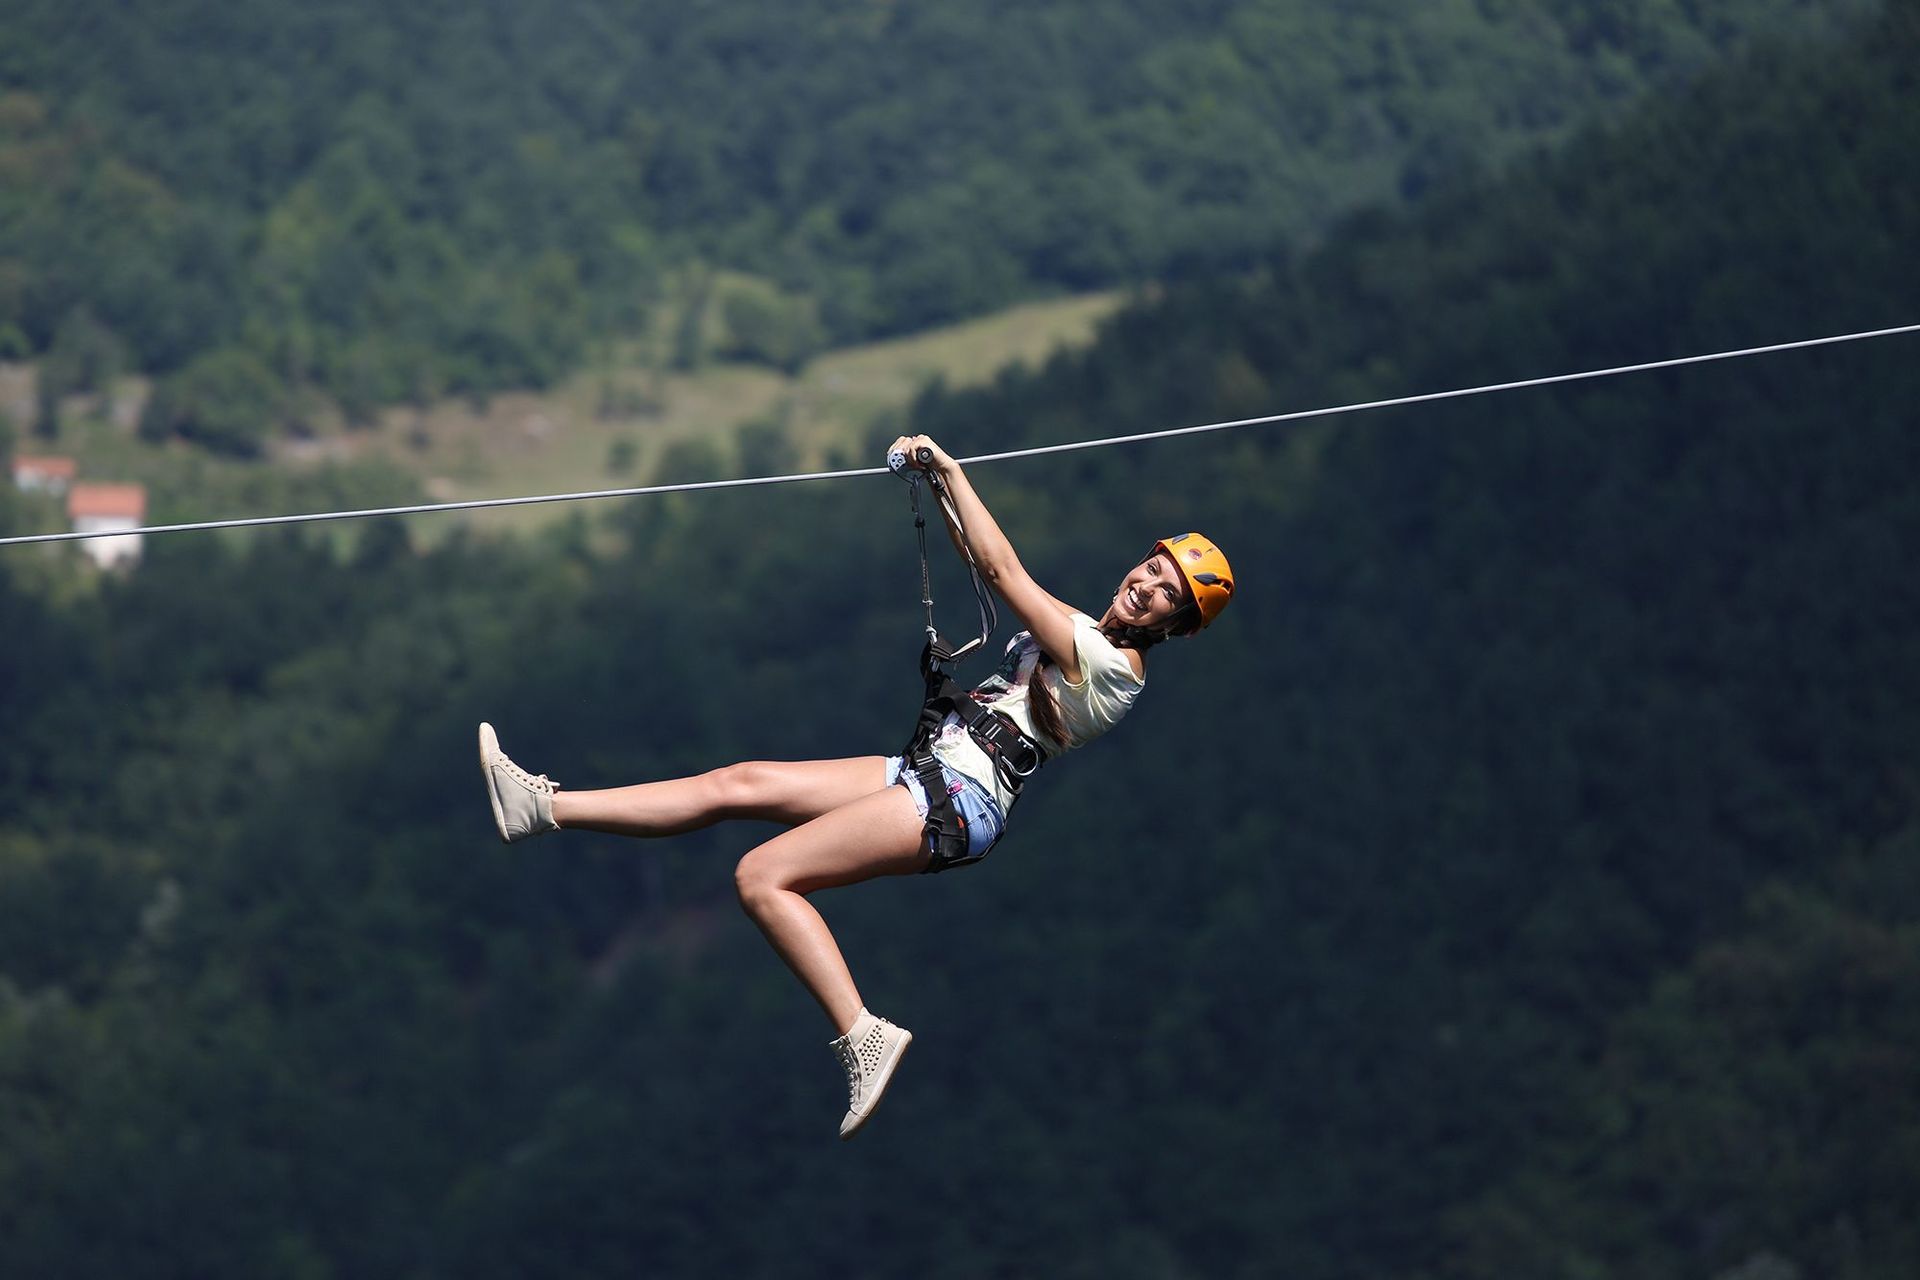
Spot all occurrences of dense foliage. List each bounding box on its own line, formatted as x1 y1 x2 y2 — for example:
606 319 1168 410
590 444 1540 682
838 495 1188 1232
2 6 1918 1277
0 0 1871 443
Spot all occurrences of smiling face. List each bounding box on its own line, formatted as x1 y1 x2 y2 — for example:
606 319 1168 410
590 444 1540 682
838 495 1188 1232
1106 551 1194 630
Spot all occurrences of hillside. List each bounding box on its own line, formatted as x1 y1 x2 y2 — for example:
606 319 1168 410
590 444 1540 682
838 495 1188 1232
0 0 1872 448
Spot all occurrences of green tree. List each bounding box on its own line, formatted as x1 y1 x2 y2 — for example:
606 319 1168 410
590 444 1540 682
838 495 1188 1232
139 347 284 456
719 281 824 373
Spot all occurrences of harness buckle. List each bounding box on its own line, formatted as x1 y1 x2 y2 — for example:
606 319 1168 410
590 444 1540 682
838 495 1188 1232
1003 741 1043 780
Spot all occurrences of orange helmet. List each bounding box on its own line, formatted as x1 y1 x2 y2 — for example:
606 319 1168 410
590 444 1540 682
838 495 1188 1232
1153 532 1235 630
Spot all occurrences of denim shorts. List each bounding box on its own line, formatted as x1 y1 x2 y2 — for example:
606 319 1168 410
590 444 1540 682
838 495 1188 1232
885 754 1007 871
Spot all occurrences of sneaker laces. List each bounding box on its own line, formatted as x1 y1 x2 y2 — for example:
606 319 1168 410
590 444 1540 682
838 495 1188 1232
495 753 556 795
832 1036 862 1102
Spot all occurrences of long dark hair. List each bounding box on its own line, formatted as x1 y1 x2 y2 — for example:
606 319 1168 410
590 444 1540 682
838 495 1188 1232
1025 601 1199 747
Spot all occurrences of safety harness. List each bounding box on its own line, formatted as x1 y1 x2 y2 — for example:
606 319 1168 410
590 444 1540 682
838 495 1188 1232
888 447 1049 870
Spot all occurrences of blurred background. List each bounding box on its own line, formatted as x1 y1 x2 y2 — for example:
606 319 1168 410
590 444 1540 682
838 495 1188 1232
2 2 1917 1276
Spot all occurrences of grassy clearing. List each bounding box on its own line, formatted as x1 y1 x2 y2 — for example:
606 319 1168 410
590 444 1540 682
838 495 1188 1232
326 288 1126 537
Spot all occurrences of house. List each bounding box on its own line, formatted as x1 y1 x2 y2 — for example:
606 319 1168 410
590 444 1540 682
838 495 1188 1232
11 454 77 495
67 482 148 569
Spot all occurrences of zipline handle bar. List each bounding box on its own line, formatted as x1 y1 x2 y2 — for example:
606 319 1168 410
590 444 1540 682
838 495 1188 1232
884 445 937 473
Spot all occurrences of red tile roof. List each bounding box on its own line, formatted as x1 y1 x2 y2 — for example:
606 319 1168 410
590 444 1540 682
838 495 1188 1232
12 455 77 481
67 482 148 521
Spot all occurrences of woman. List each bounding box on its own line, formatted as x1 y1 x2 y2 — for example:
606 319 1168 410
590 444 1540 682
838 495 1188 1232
478 435 1234 1138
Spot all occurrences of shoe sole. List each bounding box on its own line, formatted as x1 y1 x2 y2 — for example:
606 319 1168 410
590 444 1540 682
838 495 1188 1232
840 1030 912 1141
477 722 511 842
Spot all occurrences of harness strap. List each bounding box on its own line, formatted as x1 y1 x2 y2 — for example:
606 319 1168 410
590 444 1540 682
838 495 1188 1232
904 747 972 872
897 454 996 665
905 641 1047 797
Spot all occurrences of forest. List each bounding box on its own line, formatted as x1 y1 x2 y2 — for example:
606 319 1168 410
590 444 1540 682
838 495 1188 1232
3 2 1920 1278
0 0 1874 450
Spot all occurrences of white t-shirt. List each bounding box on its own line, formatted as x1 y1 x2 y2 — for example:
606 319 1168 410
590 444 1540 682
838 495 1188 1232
930 611 1145 812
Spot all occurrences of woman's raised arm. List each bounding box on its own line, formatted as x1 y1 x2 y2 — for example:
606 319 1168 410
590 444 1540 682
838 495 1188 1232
891 435 1083 681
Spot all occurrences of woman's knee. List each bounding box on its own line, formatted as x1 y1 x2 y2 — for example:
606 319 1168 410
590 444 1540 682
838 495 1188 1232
733 847 790 915
707 760 783 819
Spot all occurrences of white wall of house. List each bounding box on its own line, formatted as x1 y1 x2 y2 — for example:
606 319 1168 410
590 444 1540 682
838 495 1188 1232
73 516 143 568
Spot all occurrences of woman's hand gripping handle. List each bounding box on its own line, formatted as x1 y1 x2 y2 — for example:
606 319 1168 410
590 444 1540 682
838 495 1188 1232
887 435 949 479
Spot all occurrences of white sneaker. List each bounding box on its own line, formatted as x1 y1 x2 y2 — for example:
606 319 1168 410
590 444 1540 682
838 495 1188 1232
831 1008 912 1140
477 722 558 843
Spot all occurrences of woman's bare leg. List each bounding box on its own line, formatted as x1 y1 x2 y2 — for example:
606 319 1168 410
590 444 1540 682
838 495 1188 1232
546 749 928 1031
732 784 929 1033
552 756 893 837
